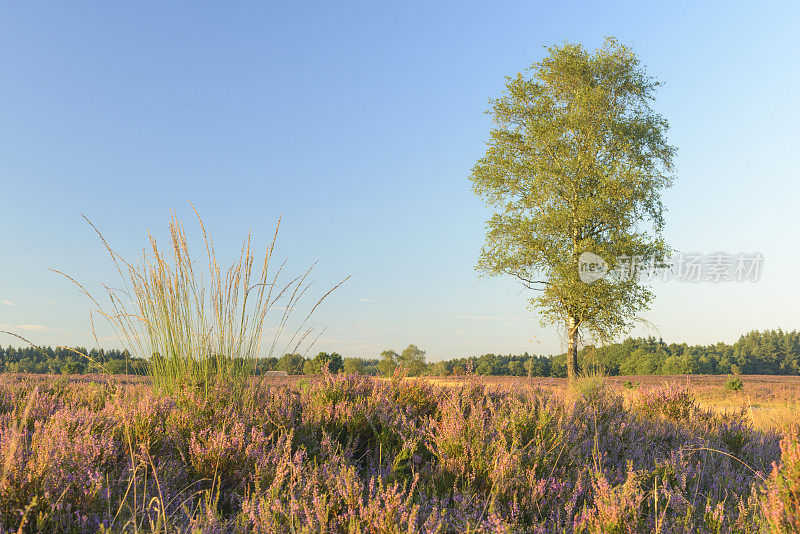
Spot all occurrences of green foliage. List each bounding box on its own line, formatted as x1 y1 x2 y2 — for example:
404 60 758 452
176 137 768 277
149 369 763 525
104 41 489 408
470 37 676 378
427 361 449 376
302 352 345 375
574 330 800 377
0 345 146 375
725 374 744 391
3 329 798 379
326 353 344 373
340 357 361 376
378 349 399 377
341 357 369 375
276 353 305 375
399 344 426 377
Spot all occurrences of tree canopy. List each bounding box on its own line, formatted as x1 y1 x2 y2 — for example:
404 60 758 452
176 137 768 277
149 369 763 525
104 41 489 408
470 37 675 378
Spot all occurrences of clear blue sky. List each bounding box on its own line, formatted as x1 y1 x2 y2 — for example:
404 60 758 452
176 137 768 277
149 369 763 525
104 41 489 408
1 1 798 359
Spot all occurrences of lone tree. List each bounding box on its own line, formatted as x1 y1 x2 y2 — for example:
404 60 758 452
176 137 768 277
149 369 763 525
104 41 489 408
399 344 426 376
378 349 399 377
470 38 675 379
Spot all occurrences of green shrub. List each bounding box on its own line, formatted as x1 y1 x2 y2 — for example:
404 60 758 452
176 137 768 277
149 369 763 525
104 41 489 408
725 374 744 391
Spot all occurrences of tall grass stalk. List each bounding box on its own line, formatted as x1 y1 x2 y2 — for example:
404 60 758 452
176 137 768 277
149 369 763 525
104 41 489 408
567 364 607 402
58 206 347 399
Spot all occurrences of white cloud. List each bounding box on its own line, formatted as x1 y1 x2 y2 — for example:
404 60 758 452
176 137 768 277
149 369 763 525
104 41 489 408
359 298 374 303
0 299 13 307
16 324 47 331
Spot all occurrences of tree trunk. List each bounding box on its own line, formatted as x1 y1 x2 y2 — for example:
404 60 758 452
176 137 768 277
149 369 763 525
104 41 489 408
567 314 579 380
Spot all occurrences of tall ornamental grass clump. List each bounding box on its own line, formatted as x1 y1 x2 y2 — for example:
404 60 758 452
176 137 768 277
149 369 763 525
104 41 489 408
61 207 345 399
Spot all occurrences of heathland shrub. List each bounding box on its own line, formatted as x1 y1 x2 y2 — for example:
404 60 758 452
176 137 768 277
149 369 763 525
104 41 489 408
635 383 703 422
622 379 638 389
760 425 800 533
0 374 787 533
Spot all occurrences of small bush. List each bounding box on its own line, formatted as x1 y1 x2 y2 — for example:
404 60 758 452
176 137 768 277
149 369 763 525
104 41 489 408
725 374 744 391
636 384 700 422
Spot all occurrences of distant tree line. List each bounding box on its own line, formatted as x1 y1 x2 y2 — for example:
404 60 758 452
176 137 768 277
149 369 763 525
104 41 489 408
435 329 799 377
0 346 147 375
2 330 798 377
579 329 800 376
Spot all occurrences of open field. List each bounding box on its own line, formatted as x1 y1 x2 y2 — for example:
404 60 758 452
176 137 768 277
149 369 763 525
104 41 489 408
425 375 800 432
59 372 797 430
1 371 798 532
16 372 800 433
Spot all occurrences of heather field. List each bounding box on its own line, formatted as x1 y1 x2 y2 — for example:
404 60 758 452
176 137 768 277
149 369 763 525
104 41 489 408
1 372 799 533
427 375 800 433
6 3 800 533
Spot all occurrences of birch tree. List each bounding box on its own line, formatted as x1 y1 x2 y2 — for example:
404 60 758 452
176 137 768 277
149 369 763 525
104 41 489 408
470 37 675 379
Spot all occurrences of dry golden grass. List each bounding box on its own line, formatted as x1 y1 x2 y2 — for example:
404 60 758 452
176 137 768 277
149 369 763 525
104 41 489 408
52 208 348 401
424 374 800 431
